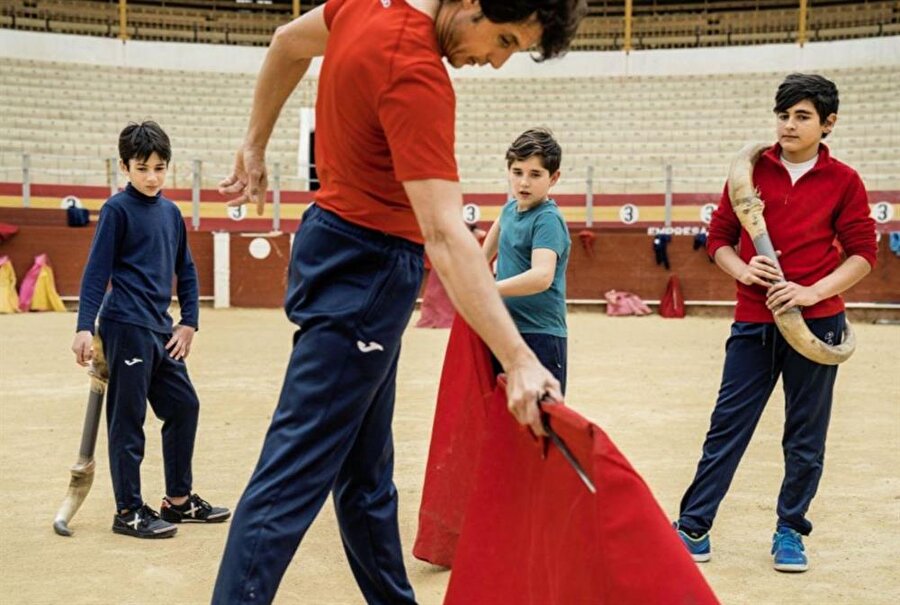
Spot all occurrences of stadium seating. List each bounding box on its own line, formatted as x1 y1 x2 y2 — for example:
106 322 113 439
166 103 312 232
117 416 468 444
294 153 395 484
0 56 897 195
2 0 897 50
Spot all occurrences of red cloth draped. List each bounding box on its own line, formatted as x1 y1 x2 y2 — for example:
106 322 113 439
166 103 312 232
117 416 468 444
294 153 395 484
0 222 19 242
660 274 686 318
444 386 719 604
416 270 456 329
412 315 496 566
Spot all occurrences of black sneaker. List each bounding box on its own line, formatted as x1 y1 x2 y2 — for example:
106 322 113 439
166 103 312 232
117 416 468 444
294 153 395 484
112 503 177 539
160 493 231 523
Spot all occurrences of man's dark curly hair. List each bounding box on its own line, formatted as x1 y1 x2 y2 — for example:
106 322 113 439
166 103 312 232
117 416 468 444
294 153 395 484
480 0 588 61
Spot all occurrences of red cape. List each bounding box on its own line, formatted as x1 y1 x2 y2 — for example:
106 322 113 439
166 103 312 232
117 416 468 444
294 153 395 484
415 318 719 603
413 315 496 566
444 386 719 604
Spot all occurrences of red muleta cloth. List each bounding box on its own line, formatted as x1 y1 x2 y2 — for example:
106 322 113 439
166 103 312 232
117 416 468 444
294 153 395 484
413 315 496 566
443 385 719 605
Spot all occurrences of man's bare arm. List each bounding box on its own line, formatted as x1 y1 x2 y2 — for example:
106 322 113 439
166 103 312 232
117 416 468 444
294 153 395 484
220 7 330 211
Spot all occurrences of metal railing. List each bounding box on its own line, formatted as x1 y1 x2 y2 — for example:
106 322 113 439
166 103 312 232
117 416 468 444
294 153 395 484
3 153 898 231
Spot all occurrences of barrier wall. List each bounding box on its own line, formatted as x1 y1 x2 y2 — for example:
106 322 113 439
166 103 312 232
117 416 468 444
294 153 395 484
2 208 897 310
566 228 900 304
0 208 214 298
228 232 291 309
3 184 899 234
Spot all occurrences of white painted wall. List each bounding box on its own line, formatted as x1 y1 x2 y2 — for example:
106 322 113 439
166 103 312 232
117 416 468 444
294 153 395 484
2 28 898 78
0 28 285 74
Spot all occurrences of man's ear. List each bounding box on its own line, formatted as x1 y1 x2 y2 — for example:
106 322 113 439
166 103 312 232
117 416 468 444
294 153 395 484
549 170 561 187
822 112 838 134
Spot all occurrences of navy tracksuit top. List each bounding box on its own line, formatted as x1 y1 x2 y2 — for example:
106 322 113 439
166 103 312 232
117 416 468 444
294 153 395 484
76 183 199 334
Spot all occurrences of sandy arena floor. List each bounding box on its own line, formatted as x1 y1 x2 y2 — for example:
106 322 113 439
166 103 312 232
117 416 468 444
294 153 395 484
1 309 898 604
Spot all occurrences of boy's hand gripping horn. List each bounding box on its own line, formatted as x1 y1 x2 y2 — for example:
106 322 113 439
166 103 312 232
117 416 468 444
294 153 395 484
53 334 109 536
727 142 855 365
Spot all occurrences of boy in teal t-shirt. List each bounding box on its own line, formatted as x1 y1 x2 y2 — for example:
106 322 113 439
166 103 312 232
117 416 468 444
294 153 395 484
483 128 571 392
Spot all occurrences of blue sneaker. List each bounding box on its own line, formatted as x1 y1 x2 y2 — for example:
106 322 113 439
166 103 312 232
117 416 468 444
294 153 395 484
674 522 711 562
772 527 808 572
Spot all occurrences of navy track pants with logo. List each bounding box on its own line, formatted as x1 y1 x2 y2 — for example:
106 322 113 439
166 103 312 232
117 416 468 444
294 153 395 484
678 313 845 536
99 318 199 512
213 205 423 605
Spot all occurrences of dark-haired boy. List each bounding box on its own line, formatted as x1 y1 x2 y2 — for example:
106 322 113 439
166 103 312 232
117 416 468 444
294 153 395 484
72 121 229 539
483 128 571 392
674 74 876 572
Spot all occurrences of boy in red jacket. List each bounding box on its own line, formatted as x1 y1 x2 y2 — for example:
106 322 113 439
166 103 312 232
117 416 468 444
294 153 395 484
674 74 877 572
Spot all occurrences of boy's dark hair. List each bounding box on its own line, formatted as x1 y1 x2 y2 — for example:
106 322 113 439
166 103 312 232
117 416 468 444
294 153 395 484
118 121 172 166
506 128 562 173
474 0 588 61
774 74 839 138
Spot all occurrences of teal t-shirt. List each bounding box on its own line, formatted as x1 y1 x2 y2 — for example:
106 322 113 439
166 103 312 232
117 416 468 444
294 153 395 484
496 198 570 337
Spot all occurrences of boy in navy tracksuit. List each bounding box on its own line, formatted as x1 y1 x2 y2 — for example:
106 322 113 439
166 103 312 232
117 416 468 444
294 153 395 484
72 121 229 539
674 75 877 572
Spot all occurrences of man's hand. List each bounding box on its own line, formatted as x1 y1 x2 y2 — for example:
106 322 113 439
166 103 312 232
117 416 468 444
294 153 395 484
166 325 196 361
504 349 563 437
738 253 783 287
767 281 820 316
219 145 268 216
71 330 93 367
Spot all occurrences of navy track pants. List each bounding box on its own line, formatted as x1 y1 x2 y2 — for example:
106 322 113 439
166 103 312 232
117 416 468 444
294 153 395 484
213 205 423 604
99 318 199 512
678 313 844 536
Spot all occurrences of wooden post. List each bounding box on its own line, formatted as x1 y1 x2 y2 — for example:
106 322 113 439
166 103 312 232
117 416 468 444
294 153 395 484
118 0 128 40
798 0 808 47
624 0 633 53
292 0 300 19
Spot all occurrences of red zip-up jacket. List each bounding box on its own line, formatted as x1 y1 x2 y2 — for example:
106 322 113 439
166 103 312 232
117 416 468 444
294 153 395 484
708 143 877 323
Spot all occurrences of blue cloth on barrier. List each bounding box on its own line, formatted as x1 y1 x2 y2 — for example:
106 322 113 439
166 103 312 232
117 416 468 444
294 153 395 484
889 232 900 257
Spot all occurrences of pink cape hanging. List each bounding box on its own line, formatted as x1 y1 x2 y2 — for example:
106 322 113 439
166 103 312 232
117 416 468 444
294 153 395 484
18 253 66 312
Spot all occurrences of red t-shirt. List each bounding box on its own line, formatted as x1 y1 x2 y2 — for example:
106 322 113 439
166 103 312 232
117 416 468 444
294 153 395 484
316 0 459 243
707 143 877 322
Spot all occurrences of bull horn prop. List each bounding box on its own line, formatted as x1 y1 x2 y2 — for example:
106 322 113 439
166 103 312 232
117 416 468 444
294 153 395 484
727 142 855 365
53 334 109 536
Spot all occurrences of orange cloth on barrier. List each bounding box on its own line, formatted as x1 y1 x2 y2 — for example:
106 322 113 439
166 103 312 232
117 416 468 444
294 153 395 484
443 385 720 605
0 256 20 314
412 315 496 566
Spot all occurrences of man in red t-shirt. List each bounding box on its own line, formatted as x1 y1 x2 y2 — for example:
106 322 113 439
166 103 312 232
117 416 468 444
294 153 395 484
212 1 587 603
674 74 877 574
